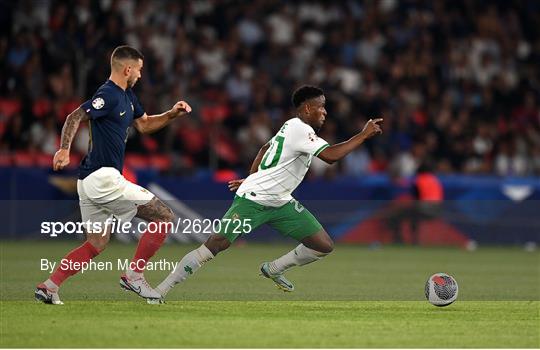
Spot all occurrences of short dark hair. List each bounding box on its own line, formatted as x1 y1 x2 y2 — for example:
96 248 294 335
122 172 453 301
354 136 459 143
292 85 324 108
111 45 144 62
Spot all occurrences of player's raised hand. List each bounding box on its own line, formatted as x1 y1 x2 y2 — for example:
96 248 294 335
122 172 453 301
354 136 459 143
53 149 70 171
361 118 383 139
172 101 192 117
228 179 244 192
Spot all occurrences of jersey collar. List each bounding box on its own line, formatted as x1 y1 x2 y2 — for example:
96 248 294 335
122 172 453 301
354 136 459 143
107 79 127 92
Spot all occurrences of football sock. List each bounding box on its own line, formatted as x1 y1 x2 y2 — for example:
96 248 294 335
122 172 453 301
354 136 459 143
43 279 59 292
268 244 328 274
130 224 169 273
126 268 143 280
155 244 214 296
49 241 100 286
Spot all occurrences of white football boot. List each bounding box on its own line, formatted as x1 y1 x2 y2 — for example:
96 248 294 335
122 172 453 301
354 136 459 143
259 262 294 292
119 274 163 303
35 284 64 305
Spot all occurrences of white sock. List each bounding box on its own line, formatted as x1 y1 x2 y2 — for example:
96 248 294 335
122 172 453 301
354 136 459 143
44 279 59 292
268 244 329 275
126 268 143 280
155 244 214 296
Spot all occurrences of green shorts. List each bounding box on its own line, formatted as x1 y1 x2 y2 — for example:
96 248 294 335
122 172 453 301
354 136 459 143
217 195 323 243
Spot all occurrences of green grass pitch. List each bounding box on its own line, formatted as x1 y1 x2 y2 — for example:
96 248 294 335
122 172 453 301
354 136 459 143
1 241 539 347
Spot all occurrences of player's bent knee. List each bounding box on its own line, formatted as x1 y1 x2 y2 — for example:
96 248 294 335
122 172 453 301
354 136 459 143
204 234 230 256
303 230 334 254
160 206 174 223
313 240 333 255
316 235 334 254
322 239 334 254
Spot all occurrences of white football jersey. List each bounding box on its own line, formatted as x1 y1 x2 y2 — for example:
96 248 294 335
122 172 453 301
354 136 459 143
236 117 329 207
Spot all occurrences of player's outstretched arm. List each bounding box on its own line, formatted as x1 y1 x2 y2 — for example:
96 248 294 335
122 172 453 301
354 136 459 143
53 107 89 171
317 118 383 164
133 101 192 134
228 141 270 191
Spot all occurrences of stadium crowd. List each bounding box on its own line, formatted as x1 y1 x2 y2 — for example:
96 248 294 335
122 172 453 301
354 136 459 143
1 0 539 177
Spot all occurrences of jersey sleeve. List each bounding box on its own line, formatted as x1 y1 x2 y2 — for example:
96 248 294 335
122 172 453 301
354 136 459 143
81 91 118 120
128 90 145 119
289 121 329 156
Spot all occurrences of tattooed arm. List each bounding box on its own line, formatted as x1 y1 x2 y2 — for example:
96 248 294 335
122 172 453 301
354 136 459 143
53 107 89 171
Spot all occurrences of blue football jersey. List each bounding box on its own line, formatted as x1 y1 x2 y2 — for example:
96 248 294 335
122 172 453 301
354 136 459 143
78 80 145 179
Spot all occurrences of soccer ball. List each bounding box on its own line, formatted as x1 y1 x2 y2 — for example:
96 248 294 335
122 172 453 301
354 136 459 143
425 273 458 307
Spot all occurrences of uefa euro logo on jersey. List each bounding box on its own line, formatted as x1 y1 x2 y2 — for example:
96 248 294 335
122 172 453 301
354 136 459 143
92 97 105 110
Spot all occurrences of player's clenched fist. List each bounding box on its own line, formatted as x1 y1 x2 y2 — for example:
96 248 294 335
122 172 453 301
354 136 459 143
361 118 383 139
172 101 192 117
53 149 70 171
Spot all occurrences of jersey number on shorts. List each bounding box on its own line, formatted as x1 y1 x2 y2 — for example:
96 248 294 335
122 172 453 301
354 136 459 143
260 136 285 170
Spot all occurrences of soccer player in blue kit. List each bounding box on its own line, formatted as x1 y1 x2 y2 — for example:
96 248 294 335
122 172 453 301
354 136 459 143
35 46 191 304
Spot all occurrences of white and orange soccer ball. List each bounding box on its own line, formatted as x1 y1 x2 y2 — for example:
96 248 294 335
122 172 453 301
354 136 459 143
425 273 459 307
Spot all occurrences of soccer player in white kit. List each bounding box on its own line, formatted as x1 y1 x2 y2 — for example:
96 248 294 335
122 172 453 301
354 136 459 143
154 86 383 301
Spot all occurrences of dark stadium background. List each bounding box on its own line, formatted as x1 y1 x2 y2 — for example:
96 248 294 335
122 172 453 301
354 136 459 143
0 0 539 246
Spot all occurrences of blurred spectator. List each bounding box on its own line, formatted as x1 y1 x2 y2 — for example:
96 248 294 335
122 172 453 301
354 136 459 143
386 162 444 245
28 115 57 154
1 0 539 176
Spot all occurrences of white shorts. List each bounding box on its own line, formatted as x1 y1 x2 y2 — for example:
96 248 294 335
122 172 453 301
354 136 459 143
77 167 154 226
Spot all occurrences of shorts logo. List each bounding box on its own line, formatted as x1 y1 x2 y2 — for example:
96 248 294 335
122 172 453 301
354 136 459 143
291 199 304 213
232 213 240 220
120 111 126 117
140 188 148 193
92 97 105 110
